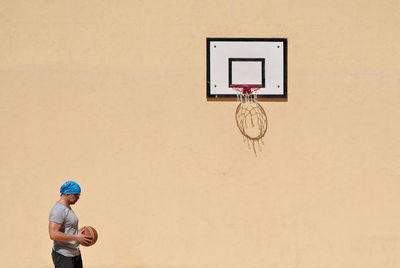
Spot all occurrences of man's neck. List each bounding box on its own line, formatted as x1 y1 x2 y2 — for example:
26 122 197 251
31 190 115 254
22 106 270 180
59 196 71 209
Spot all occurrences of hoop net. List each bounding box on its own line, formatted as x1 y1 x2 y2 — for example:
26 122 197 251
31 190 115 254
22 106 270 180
231 84 261 104
232 84 267 156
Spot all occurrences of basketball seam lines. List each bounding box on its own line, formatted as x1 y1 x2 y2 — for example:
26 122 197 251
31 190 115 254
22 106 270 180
86 226 95 244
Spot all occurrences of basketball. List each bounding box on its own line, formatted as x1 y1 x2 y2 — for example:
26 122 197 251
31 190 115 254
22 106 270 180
79 226 98 247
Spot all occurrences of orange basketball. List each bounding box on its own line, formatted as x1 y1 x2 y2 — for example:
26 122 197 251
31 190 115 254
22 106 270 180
79 226 98 247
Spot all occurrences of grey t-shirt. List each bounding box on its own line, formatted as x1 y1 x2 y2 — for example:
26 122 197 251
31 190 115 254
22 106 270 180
49 202 81 257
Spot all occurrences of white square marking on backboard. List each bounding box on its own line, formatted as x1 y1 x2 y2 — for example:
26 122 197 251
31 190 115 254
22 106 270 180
231 61 262 85
207 38 287 98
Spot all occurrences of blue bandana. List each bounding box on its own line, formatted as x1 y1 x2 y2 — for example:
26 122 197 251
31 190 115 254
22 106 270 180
60 181 81 195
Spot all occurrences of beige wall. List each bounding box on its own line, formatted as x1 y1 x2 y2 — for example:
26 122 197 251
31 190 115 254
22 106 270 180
1 0 399 267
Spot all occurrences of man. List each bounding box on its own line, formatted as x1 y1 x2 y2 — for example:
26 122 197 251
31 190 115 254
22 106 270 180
49 181 92 268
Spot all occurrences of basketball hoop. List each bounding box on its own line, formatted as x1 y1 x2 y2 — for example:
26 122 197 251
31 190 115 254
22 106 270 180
232 84 268 156
231 84 261 104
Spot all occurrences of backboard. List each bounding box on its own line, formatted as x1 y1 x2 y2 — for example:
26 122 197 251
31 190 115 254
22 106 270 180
207 38 287 99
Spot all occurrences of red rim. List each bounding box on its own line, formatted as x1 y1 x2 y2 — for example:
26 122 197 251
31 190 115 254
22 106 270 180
231 84 261 95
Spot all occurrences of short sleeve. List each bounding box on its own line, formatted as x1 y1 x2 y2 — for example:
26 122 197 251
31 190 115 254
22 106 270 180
49 204 64 224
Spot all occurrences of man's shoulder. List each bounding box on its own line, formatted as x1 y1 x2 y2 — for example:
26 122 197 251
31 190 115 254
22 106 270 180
51 202 64 210
49 202 69 223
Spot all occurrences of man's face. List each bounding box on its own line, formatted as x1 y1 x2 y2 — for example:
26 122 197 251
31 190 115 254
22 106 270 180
67 193 80 205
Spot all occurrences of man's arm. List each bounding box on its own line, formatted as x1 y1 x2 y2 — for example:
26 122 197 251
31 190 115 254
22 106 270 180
49 221 92 246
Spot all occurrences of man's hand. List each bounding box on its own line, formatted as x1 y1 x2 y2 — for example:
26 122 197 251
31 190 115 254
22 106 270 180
49 221 92 246
75 228 93 246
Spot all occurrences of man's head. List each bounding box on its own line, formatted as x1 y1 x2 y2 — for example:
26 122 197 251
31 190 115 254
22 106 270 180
60 181 81 205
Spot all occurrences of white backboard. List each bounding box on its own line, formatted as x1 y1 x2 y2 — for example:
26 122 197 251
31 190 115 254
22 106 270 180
207 38 287 99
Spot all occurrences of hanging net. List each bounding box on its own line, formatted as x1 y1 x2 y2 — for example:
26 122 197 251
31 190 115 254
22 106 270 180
233 85 268 156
